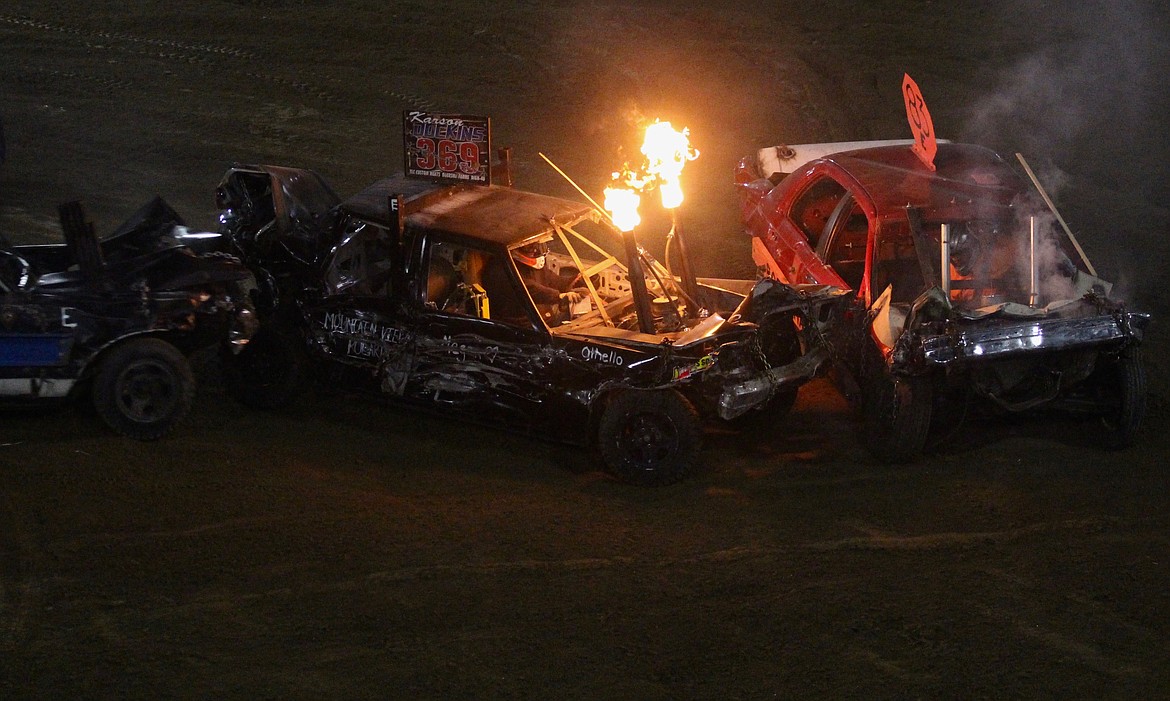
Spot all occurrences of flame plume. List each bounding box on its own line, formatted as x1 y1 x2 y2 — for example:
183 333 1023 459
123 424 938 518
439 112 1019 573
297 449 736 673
603 120 699 229
604 186 641 232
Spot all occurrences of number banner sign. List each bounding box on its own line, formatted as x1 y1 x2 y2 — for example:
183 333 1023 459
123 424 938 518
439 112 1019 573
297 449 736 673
403 112 491 185
902 74 937 171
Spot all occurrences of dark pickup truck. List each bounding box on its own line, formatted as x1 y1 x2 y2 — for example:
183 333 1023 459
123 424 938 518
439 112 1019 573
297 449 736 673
1 198 256 439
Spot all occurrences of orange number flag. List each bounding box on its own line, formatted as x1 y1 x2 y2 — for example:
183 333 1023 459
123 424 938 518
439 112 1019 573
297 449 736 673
902 73 937 171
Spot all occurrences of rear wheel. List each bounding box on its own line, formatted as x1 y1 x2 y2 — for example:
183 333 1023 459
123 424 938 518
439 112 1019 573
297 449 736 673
597 390 702 487
93 338 195 440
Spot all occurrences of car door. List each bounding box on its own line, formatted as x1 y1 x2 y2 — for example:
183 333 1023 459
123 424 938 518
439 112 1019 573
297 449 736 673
817 193 872 293
407 235 588 440
0 251 82 397
301 214 414 393
757 172 852 288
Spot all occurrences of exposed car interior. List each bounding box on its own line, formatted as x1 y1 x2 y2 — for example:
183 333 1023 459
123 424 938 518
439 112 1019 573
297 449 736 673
425 240 495 320
789 176 848 249
421 217 694 337
819 195 868 291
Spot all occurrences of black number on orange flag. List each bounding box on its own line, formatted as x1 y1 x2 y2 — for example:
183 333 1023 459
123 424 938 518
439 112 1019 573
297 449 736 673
902 73 937 171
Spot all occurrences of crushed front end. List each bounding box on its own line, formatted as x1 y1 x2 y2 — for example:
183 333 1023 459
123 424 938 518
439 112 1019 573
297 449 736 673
884 287 1148 413
708 279 850 421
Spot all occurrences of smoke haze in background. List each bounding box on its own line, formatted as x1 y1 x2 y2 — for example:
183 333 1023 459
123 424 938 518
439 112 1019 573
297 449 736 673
960 0 1160 165
953 0 1168 312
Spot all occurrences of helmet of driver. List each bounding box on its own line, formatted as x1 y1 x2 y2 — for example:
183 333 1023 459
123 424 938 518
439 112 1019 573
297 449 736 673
512 241 549 270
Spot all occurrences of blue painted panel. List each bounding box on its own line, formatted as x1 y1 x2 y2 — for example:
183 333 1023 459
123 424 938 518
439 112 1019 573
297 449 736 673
0 334 74 367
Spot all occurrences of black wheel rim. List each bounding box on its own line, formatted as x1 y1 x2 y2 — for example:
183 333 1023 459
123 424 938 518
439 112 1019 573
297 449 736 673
115 359 179 423
617 411 678 468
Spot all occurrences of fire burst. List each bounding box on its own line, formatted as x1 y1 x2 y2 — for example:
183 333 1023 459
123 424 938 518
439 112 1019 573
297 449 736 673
604 186 642 232
604 120 699 230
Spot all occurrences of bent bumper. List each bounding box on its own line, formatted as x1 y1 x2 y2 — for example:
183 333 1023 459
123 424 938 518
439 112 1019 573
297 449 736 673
716 346 831 420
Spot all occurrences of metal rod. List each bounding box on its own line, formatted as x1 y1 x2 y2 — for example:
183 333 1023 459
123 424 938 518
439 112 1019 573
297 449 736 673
494 146 513 187
537 152 614 225
622 232 656 334
1015 152 1097 277
1029 215 1040 306
940 222 951 299
539 152 653 332
670 210 703 312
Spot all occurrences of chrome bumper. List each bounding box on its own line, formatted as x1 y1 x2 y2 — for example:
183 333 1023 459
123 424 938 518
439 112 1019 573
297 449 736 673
918 312 1145 366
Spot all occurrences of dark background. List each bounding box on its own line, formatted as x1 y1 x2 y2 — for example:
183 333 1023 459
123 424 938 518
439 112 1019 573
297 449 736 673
2 2 1168 698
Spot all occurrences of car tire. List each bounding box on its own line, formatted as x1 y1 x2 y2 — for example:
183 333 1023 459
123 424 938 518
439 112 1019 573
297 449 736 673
92 338 195 441
597 389 702 487
862 369 933 464
1100 345 1146 449
221 324 307 409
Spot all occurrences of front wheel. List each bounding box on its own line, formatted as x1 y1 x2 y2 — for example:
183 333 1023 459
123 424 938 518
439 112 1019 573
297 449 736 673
596 390 702 487
1100 346 1146 449
93 338 195 441
862 370 933 464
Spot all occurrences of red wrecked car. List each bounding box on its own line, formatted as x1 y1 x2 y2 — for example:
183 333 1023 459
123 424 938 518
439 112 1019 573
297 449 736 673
735 140 1149 462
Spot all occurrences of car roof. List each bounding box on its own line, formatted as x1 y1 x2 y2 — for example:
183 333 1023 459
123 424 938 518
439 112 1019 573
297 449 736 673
822 142 1030 220
755 139 938 179
342 176 596 246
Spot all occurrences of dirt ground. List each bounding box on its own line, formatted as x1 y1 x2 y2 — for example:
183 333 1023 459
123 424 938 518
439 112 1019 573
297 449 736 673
2 2 1169 698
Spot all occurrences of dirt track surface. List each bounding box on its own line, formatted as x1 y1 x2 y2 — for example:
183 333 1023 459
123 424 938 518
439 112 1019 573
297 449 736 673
2 2 1169 699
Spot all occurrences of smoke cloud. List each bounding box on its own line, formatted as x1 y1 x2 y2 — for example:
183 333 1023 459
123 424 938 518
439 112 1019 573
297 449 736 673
959 1 1161 165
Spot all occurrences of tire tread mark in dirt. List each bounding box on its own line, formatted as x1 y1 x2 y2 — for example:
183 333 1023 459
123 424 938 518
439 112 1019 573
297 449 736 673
972 599 1152 680
0 18 338 103
975 566 1169 679
95 515 1169 610
12 66 136 93
0 13 433 109
0 14 259 60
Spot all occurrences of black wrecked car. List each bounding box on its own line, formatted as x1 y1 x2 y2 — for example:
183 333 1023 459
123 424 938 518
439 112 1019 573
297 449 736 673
216 164 847 485
1 198 256 439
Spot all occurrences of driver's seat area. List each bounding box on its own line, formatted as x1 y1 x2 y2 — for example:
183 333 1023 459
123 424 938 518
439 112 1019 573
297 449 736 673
426 255 458 310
